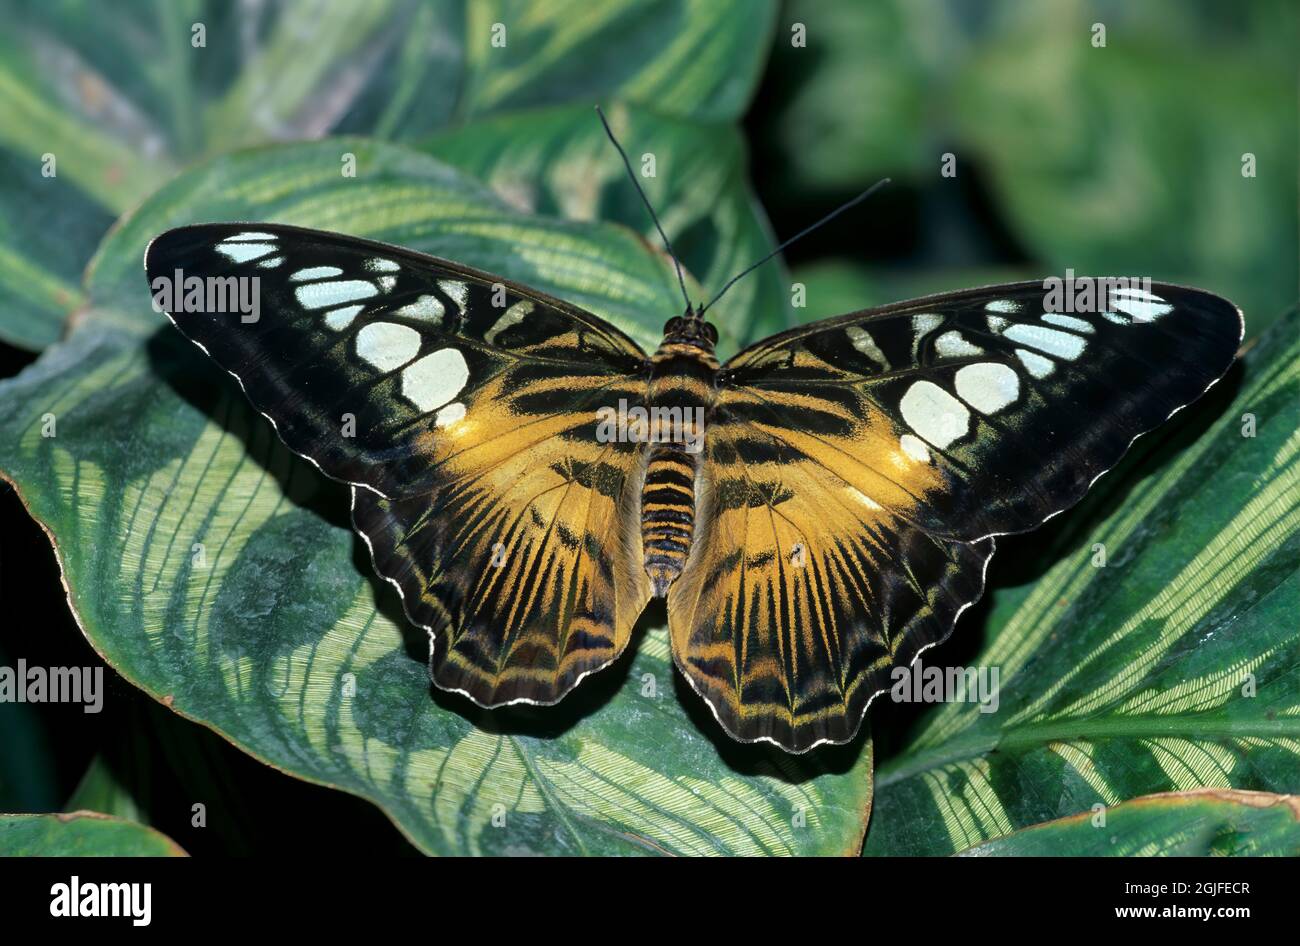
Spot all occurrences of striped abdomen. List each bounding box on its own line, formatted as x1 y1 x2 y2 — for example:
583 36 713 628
641 444 697 596
640 332 717 597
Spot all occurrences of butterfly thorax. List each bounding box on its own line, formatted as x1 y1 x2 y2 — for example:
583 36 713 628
641 318 719 597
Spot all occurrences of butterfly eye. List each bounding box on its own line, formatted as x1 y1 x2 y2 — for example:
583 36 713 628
702 322 718 344
663 316 683 334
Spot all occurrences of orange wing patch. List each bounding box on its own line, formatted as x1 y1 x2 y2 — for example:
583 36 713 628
668 386 990 752
355 404 652 706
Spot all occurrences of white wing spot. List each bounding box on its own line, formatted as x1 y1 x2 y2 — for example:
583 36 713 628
295 280 378 309
356 322 421 372
378 275 397 292
1042 313 1094 333
1110 294 1173 321
439 280 469 309
1111 286 1164 302
257 256 284 269
845 325 889 369
485 300 534 345
402 348 469 411
899 434 931 463
935 330 983 358
1003 323 1086 360
366 258 401 273
226 232 276 241
1015 348 1054 379
396 295 444 322
900 381 969 449
435 402 467 428
986 314 1010 333
216 242 276 263
291 266 343 281
985 299 1020 314
1101 311 1130 325
912 313 943 335
325 305 364 331
956 362 1020 414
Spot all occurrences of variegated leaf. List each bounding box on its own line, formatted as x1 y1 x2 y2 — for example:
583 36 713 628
0 811 187 856
958 789 1300 856
0 0 775 349
865 310 1300 855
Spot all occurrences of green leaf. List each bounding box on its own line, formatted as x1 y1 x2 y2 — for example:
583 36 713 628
756 1 1297 339
422 102 790 352
757 0 945 194
62 696 423 855
952 1 1298 337
958 789 1300 857
0 0 776 349
0 811 187 856
865 309 1300 856
455 0 777 123
0 138 871 856
65 756 144 826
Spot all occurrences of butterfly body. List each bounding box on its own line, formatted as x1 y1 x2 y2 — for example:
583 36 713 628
641 315 719 595
147 222 1242 753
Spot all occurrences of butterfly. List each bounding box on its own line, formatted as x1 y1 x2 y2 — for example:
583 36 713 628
144 215 1241 753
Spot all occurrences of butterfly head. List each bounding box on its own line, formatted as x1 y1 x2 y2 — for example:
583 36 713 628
662 312 719 351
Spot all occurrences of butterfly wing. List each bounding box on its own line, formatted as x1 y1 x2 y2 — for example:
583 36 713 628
147 223 653 705
670 281 1242 751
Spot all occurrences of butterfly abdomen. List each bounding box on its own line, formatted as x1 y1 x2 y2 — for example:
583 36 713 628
642 444 697 596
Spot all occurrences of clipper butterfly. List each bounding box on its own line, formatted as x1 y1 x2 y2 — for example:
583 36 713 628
146 212 1240 753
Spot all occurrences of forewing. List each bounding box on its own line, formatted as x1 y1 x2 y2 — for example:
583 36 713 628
671 281 1241 751
146 223 649 499
719 281 1242 541
147 223 653 705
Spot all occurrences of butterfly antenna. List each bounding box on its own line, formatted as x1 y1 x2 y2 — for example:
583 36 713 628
698 178 892 317
595 105 693 315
